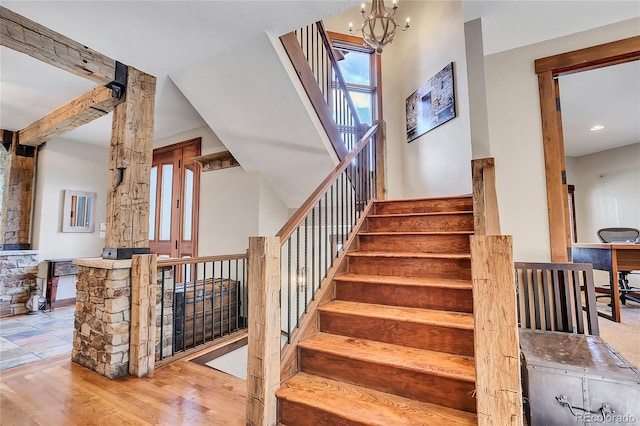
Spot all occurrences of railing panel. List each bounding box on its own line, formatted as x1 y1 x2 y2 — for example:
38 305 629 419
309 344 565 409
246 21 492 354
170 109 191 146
155 254 248 361
277 124 379 343
514 262 599 336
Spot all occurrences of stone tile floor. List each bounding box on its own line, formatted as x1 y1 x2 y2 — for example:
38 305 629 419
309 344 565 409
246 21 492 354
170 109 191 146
0 307 74 371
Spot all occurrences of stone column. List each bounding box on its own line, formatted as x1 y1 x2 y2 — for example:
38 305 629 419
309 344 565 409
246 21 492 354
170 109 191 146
72 258 132 379
0 249 38 317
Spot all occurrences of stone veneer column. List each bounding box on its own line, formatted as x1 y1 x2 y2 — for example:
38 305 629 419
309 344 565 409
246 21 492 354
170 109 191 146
0 250 38 317
72 258 132 379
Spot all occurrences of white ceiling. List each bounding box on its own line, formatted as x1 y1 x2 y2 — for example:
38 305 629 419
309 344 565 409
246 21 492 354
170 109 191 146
559 60 640 157
0 1 638 162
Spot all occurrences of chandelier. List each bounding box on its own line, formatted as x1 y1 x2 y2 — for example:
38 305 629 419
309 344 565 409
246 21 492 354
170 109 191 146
348 0 410 54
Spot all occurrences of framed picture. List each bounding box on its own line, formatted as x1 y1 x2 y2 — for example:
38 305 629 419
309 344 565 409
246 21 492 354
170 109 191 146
406 62 456 142
62 190 96 233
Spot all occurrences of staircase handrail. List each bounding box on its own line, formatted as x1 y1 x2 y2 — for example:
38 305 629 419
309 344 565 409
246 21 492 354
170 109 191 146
276 122 379 243
281 21 365 159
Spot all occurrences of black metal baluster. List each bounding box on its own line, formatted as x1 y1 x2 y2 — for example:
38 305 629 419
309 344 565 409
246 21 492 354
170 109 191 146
160 267 166 360
192 262 197 348
311 206 316 301
211 260 216 340
330 182 335 264
340 172 345 247
227 259 232 335
304 217 308 313
242 258 247 328
181 264 186 353
201 261 206 345
296 228 300 328
287 239 292 344
318 198 322 289
235 259 239 331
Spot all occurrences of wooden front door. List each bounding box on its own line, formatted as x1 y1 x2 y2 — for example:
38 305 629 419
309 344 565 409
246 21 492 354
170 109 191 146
150 138 200 259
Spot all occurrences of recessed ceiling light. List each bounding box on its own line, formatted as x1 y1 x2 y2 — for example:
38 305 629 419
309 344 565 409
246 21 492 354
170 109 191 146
590 125 605 131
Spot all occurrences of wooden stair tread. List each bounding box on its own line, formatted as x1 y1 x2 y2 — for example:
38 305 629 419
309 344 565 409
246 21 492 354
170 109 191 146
374 195 472 204
299 333 475 382
278 372 478 426
319 300 474 329
348 251 471 260
359 231 474 236
369 211 473 218
334 273 472 290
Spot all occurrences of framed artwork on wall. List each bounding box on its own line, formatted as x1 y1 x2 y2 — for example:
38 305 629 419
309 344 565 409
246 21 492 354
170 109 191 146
62 190 96 233
406 62 456 142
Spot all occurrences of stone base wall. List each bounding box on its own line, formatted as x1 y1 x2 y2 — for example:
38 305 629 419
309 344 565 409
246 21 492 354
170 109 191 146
72 259 132 379
0 250 38 317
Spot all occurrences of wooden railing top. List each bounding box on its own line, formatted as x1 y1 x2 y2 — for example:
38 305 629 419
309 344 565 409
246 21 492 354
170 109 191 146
156 253 247 267
276 123 380 243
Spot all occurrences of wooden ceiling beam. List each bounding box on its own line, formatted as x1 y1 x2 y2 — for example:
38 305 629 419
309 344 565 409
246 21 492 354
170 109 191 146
0 6 117 85
18 85 124 146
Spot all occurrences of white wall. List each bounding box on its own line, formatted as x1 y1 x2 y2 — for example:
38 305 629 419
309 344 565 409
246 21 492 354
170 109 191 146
484 18 640 261
566 143 640 244
326 1 473 199
33 139 108 259
32 138 109 299
258 174 290 236
382 1 472 199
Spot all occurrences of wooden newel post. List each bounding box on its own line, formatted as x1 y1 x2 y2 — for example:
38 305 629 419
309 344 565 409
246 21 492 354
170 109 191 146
104 66 156 260
470 235 522 426
246 236 281 426
129 254 157 378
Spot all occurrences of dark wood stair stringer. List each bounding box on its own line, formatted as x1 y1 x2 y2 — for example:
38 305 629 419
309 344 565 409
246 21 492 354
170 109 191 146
277 196 478 425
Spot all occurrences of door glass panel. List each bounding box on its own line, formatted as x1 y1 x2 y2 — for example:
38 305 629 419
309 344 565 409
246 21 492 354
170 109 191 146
160 164 173 241
149 166 157 241
183 168 194 241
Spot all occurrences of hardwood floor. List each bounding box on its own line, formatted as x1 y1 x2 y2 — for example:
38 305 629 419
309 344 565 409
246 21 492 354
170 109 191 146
0 353 246 425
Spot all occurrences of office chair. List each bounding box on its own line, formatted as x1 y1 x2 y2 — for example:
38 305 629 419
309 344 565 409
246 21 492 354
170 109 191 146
597 227 640 305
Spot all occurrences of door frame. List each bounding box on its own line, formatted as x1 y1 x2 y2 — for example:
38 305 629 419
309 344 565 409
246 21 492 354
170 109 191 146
150 138 201 259
535 36 640 262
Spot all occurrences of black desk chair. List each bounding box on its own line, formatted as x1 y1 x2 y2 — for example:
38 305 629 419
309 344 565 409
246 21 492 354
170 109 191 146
597 227 640 305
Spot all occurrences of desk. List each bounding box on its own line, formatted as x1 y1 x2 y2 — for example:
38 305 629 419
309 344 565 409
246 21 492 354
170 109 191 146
572 243 640 322
45 258 78 311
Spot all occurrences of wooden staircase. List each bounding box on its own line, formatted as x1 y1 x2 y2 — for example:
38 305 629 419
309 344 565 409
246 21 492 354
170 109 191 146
277 196 478 425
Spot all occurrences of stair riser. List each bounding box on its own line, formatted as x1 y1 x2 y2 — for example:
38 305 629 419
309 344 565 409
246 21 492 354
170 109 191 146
374 198 473 215
319 312 474 356
367 214 473 233
300 349 477 413
279 399 366 426
358 234 470 254
335 281 473 313
348 256 472 280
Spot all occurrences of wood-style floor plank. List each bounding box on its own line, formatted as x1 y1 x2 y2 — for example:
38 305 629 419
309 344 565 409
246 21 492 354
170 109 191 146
0 354 246 425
